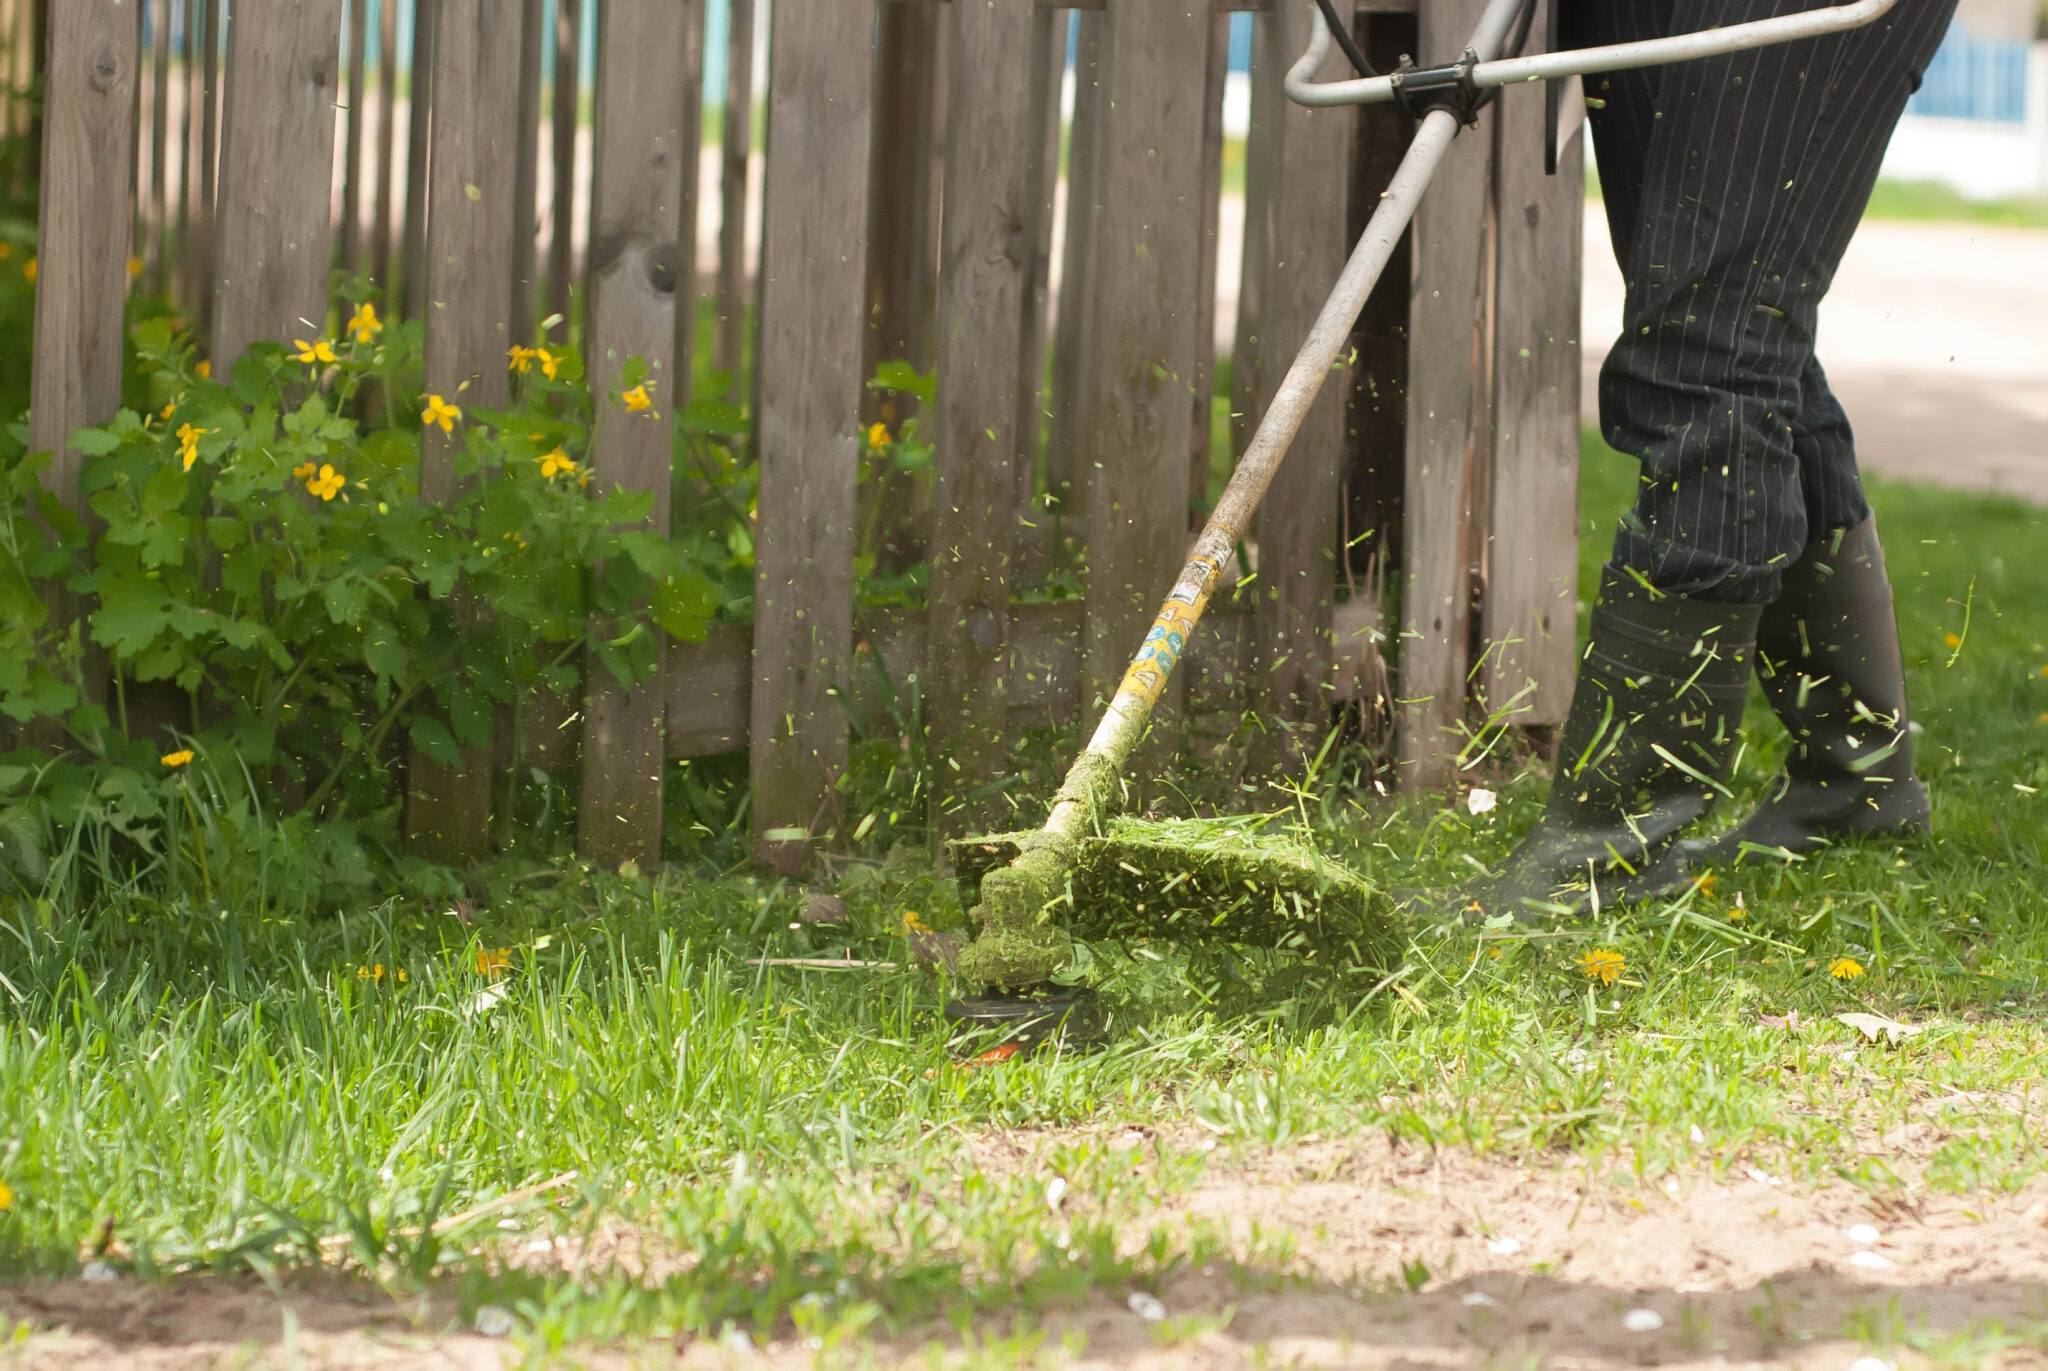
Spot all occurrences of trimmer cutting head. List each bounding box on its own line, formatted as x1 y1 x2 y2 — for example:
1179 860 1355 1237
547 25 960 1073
949 815 1403 982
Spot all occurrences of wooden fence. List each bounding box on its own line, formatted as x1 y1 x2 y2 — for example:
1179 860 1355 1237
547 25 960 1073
22 0 1585 874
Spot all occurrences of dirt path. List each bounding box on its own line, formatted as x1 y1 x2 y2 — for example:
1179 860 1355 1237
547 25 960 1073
1582 217 2048 503
8 1145 2046 1369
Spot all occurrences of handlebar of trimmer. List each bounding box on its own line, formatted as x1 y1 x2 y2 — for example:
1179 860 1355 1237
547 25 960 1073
1285 0 1905 110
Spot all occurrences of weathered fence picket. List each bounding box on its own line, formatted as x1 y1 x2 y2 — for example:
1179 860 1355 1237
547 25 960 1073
21 0 1593 873
576 0 702 867
927 0 1042 838
749 0 876 872
1397 0 1495 790
1243 0 1353 762
29 0 138 514
407 0 529 867
211 1 345 375
1079 4 1211 754
1483 10 1584 729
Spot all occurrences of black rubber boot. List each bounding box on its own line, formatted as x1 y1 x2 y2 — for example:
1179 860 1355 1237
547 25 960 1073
1470 568 1761 920
1683 518 1928 864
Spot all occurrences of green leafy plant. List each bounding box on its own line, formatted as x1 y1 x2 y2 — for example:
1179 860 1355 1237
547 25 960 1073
0 302 722 901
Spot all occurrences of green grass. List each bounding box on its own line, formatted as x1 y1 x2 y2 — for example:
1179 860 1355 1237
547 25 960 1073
2 437 2044 1357
1588 168 2048 229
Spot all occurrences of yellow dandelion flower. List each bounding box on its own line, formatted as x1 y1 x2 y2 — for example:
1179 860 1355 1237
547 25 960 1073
622 383 653 414
294 338 338 366
421 394 462 434
903 910 931 935
397 967 409 984
538 448 578 480
1828 957 1865 981
475 946 512 977
2038 664 2048 679
0 1180 12 1211
1943 632 1962 649
1576 948 1625 987
356 963 386 984
1693 871 1718 898
868 422 892 448
160 749 195 768
196 360 210 379
307 464 346 501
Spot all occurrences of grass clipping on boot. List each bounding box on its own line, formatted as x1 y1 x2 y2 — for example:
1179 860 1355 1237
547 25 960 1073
952 815 1402 973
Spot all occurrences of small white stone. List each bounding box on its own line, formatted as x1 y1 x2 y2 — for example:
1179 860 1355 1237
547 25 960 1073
1045 1177 1068 1212
1466 788 1497 816
1849 1250 1894 1271
79 1261 119 1284
1127 1292 1167 1322
1486 1236 1522 1256
473 1305 515 1338
1689 1124 1706 1145
1847 1223 1881 1246
1462 1292 1498 1307
719 1326 753 1352
1622 1308 1664 1332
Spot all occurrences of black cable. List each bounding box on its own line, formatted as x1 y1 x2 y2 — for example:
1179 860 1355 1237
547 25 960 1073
1504 0 1540 61
1313 0 1377 79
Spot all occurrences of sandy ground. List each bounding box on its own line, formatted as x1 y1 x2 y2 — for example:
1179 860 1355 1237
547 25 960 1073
1580 215 2048 504
8 1141 2047 1369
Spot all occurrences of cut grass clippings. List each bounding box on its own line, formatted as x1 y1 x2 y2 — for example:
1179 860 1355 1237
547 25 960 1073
0 432 2043 1357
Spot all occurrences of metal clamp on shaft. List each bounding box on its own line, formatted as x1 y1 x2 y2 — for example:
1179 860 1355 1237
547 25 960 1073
1390 48 1489 126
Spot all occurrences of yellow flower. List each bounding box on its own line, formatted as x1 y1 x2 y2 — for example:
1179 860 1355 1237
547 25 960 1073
2038 664 2048 679
0 242 12 259
292 461 319 481
345 302 382 344
160 401 177 421
1693 872 1718 898
0 1181 12 1212
306 464 346 501
1943 632 1962 650
622 383 653 414
421 394 462 434
536 348 561 381
867 422 890 448
1576 948 1625 987
538 448 578 481
196 360 210 379
177 422 206 471
397 967 409 984
160 749 195 768
1828 957 1865 981
356 963 386 984
475 946 512 977
903 910 931 935
127 255 144 281
22 255 35 283
508 345 536 374
294 338 338 366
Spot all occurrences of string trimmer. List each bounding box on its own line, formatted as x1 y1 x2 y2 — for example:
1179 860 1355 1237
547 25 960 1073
944 0 1906 1043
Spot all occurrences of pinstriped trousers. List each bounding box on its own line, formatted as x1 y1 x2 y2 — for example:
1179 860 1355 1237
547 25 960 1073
1564 0 1960 604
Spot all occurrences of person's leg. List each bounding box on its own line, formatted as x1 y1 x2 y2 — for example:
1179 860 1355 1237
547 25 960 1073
1601 0 1957 603
1478 0 1953 917
1686 355 1930 862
